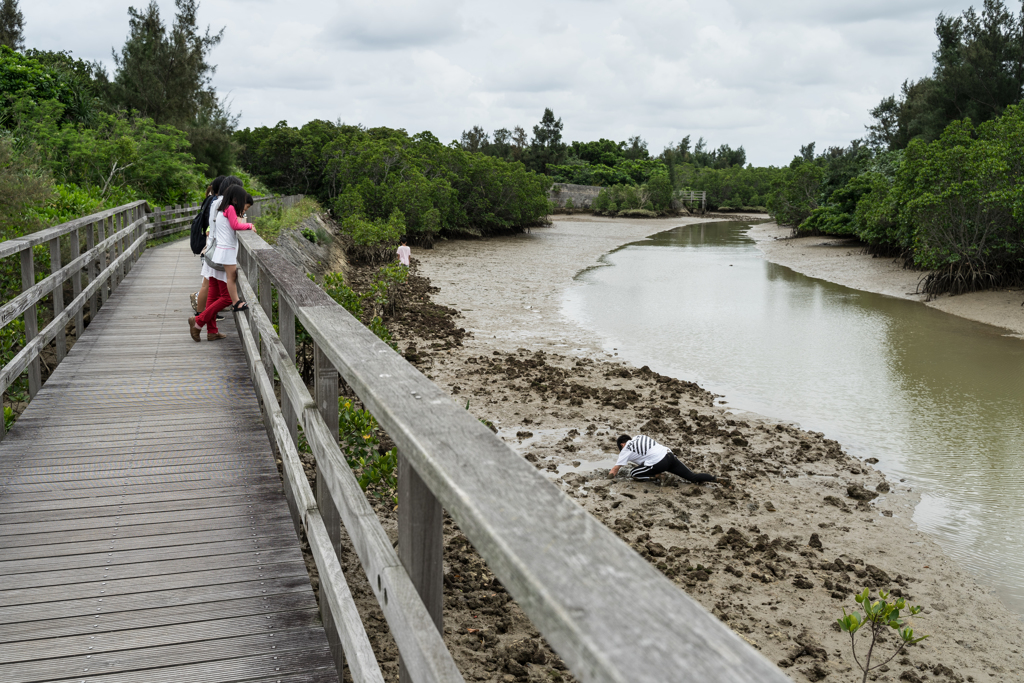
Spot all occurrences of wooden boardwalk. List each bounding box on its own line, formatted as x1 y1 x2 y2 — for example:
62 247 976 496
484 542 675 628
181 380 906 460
0 240 338 682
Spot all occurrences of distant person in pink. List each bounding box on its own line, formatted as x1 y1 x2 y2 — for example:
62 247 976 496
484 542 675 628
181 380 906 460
396 237 411 267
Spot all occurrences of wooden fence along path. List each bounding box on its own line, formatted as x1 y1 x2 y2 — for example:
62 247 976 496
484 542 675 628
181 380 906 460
0 236 336 681
0 198 790 683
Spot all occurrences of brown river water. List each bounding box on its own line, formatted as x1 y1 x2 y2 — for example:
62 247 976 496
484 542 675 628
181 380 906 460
563 220 1024 617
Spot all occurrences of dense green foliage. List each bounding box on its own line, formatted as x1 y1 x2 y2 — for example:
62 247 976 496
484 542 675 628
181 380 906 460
868 0 1024 150
771 106 1024 295
680 164 778 211
236 121 552 244
14 98 203 204
0 0 237 235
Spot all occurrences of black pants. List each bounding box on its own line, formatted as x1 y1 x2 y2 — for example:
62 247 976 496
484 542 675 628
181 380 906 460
630 452 716 484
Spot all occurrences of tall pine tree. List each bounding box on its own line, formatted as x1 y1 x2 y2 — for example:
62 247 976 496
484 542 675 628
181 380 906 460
0 0 25 51
109 0 236 174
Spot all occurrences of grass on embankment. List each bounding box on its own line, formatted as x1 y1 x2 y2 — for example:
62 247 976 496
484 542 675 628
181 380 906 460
252 197 323 245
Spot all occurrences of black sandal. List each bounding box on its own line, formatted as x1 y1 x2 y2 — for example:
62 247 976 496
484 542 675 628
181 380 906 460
232 301 249 312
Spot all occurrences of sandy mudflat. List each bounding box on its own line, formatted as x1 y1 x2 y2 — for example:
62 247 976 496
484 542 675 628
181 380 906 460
749 223 1024 338
400 215 1024 683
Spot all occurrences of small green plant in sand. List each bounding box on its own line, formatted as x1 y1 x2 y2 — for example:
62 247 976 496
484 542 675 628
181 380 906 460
837 588 928 683
464 399 497 433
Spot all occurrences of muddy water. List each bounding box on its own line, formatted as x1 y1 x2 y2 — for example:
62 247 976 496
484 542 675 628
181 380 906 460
563 220 1024 615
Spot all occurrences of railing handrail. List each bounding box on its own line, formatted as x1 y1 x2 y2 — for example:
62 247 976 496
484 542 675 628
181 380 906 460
0 200 149 260
234 228 790 683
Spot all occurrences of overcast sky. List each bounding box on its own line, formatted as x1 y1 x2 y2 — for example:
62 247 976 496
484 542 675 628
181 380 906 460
24 0 977 167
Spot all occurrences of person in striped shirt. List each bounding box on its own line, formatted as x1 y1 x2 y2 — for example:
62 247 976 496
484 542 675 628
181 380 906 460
610 434 718 484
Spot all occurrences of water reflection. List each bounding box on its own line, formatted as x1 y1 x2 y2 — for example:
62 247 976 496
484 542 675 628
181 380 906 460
564 221 1024 615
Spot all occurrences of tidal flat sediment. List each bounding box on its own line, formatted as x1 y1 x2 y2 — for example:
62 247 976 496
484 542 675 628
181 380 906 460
749 221 1024 338
388 215 1024 682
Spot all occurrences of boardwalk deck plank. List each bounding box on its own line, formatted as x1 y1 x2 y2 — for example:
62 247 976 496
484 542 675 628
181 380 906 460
0 241 338 683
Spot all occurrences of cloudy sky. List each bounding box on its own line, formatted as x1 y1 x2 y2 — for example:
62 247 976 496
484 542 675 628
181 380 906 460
24 0 976 166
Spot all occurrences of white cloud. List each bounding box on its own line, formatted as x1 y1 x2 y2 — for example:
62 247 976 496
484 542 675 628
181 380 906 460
22 0 980 165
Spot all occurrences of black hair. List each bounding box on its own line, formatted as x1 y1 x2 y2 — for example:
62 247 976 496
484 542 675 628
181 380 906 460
210 175 227 194
400 236 408 244
221 185 249 217
221 175 243 193
245 193 254 208
616 434 631 448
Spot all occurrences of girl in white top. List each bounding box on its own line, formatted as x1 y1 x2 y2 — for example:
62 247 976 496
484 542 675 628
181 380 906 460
194 176 243 312
210 185 255 311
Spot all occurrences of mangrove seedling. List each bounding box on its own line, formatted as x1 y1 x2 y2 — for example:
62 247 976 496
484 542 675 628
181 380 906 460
837 588 928 683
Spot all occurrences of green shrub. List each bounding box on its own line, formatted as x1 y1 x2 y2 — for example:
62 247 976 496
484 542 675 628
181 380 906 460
338 397 397 504
341 209 405 265
365 262 408 318
618 208 658 218
320 271 363 318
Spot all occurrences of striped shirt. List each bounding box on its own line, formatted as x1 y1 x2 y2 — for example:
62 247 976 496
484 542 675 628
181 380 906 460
615 435 669 468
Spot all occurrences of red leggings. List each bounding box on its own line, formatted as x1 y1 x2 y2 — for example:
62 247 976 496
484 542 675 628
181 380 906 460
196 278 231 334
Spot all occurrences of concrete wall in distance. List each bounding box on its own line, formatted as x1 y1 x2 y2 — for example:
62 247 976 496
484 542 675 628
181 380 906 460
549 183 602 209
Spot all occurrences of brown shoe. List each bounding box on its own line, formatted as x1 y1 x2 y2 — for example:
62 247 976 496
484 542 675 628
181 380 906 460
188 316 201 342
207 332 226 341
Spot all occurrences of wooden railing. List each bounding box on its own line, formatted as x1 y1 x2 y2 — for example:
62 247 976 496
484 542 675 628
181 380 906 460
0 201 150 439
233 229 790 683
146 195 303 241
675 190 708 212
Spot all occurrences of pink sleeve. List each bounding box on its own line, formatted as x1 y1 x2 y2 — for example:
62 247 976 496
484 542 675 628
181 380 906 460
225 205 253 231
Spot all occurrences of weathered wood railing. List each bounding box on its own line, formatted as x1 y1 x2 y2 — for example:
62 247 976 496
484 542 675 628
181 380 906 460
234 228 790 683
146 194 303 241
0 201 150 439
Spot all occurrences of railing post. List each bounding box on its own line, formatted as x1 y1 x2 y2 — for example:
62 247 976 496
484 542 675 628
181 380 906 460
280 296 297 445
86 221 98 321
70 228 83 340
49 236 66 363
98 217 108 307
313 342 344 675
20 247 41 398
398 451 444 683
258 264 274 381
115 210 126 285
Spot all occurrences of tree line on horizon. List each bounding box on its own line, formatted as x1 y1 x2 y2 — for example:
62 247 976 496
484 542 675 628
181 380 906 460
5 0 1024 296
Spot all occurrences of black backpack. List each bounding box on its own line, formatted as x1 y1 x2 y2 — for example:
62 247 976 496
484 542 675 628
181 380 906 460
190 196 216 255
